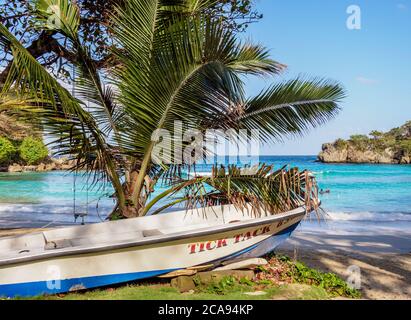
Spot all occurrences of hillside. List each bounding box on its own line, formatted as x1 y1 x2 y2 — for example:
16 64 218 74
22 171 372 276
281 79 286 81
318 121 411 164
0 114 33 141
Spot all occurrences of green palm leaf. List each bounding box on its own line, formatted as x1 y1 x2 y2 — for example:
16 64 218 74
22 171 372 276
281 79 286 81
0 0 345 219
224 78 345 142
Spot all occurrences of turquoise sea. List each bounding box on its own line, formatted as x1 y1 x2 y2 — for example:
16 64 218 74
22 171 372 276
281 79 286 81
1 156 411 230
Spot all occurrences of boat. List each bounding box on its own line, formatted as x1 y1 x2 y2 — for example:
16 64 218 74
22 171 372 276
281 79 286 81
0 204 309 297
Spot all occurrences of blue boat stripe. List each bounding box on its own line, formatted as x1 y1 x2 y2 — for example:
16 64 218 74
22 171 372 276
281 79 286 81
0 222 300 298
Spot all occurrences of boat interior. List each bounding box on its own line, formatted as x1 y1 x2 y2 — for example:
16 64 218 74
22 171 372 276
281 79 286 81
0 205 304 263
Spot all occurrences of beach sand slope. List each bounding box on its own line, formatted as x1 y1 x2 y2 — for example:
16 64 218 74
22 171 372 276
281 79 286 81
278 230 411 300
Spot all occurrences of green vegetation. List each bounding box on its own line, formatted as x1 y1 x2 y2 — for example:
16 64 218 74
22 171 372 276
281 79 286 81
334 138 348 151
0 135 49 166
19 137 49 165
330 120 411 157
348 135 369 152
0 0 344 219
277 255 360 298
15 282 329 300
399 139 411 154
0 136 15 165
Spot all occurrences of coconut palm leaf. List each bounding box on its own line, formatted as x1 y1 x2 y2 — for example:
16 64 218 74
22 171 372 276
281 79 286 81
238 78 346 142
0 22 127 208
30 0 122 141
0 0 344 219
227 43 286 76
33 0 80 37
112 3 276 203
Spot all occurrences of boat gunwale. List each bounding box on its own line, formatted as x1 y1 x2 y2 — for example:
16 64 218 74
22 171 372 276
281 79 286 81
0 206 307 267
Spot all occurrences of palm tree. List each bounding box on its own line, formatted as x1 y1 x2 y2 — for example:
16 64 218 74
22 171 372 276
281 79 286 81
0 0 345 219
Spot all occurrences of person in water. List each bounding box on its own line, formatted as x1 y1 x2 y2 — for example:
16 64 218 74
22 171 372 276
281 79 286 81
320 189 331 195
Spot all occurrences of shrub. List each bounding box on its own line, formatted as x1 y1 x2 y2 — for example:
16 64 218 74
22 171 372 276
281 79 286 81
349 134 369 142
334 138 348 150
288 261 361 298
19 137 49 165
349 134 369 151
0 137 15 165
399 140 411 155
369 130 383 139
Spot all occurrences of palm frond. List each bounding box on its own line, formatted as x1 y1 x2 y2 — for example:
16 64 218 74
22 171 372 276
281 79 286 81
228 43 286 76
0 21 127 207
33 0 80 38
238 78 345 142
146 163 320 216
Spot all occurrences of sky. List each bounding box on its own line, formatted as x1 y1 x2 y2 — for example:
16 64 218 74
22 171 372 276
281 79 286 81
242 0 411 155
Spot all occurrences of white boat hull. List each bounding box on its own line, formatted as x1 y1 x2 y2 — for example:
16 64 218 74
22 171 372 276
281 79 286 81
0 205 306 297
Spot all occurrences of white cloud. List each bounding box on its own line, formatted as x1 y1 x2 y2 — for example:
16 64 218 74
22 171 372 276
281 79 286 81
356 76 379 85
397 3 408 10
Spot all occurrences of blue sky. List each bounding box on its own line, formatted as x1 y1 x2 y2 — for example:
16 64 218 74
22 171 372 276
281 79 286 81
243 0 411 155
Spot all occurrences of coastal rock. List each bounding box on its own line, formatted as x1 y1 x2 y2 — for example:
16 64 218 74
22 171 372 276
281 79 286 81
61 162 75 170
8 164 23 172
347 147 395 164
400 156 410 164
45 162 57 171
318 121 411 164
36 163 47 172
319 144 398 164
375 148 396 164
318 143 348 163
4 158 77 172
23 165 37 172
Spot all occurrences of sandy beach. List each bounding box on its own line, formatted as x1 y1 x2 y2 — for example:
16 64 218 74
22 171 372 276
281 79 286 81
277 224 411 300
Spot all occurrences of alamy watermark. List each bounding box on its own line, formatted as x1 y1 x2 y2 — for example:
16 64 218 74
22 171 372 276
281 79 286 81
346 265 362 290
346 5 362 30
46 265 61 290
151 121 261 166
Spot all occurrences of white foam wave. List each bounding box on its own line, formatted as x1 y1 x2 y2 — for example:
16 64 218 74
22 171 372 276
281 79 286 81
187 172 212 178
0 202 114 216
2 203 410 224
325 211 411 222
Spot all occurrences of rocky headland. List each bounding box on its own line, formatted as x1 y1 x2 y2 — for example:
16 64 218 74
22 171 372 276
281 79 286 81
318 121 411 164
0 158 76 173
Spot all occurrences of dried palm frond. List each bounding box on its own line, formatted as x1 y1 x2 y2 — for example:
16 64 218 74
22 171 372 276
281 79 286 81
145 163 320 217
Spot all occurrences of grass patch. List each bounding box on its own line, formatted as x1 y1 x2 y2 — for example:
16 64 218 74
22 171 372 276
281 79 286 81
8 254 359 300
16 280 329 301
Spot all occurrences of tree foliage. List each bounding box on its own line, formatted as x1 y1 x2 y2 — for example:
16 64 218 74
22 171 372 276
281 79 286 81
0 0 344 218
19 136 49 165
330 121 411 156
0 0 262 83
0 136 15 165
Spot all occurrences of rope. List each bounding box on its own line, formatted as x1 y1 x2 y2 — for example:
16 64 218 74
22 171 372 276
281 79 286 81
73 169 77 217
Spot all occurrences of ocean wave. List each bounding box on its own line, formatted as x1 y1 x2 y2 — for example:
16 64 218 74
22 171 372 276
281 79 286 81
313 170 382 175
325 211 411 222
187 172 212 177
0 202 114 216
2 202 411 225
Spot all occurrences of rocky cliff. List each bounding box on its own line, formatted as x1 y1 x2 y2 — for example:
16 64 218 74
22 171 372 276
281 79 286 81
0 158 77 173
318 121 411 164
